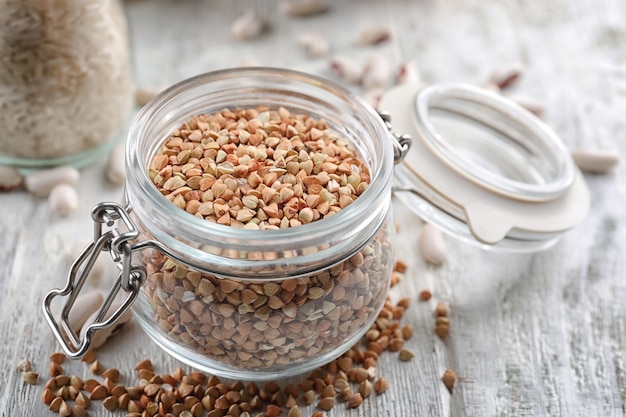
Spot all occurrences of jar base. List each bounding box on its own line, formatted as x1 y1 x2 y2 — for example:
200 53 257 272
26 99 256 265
0 118 131 173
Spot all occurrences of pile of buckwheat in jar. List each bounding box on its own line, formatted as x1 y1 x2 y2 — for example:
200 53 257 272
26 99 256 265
140 106 400 378
148 106 370 229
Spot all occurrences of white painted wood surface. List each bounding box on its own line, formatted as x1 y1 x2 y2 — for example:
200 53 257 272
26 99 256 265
1 0 625 416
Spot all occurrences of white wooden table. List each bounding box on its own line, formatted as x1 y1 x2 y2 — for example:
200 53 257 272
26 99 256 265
2 0 626 416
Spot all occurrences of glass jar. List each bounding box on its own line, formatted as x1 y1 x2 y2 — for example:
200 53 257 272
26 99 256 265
45 68 398 380
43 68 589 380
0 0 134 169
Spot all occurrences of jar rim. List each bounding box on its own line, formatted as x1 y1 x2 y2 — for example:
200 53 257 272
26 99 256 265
125 68 394 275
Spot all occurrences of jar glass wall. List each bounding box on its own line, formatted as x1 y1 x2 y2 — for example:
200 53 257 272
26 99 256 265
133 213 394 380
124 68 396 379
0 0 133 169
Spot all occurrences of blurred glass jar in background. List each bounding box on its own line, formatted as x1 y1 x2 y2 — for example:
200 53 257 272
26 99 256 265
0 0 134 169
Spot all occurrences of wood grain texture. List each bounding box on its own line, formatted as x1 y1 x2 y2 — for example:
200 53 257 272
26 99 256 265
1 0 625 416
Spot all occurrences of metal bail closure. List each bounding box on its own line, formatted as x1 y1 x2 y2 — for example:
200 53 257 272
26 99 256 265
379 111 412 164
42 202 147 359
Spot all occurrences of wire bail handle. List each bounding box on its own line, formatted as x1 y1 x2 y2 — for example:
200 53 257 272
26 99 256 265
42 202 147 359
379 111 412 164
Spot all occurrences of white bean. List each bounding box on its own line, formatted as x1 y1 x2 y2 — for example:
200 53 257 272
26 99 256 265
230 10 266 41
488 62 523 90
71 239 108 284
418 223 448 265
362 53 391 89
48 184 79 217
106 143 126 186
68 291 104 333
395 61 421 85
279 0 328 17
80 300 133 349
25 165 80 196
329 56 363 84
0 166 23 191
571 149 620 174
359 25 392 45
298 31 330 58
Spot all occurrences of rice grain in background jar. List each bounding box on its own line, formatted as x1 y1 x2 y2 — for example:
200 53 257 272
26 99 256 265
0 0 133 169
43 68 590 380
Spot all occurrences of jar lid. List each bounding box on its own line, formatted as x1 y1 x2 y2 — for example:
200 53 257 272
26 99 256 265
380 82 590 252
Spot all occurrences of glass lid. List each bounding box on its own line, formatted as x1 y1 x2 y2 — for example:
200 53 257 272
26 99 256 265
380 82 590 252
414 84 575 202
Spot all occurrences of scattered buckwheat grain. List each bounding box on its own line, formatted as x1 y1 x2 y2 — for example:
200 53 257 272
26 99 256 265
442 368 458 393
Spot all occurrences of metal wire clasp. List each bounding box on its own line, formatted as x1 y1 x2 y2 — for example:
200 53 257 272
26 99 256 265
42 202 147 359
379 111 412 164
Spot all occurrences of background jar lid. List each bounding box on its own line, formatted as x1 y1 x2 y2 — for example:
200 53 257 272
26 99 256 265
380 82 590 252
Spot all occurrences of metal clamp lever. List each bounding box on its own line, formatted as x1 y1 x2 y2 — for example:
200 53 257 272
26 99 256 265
42 202 147 359
379 111 412 164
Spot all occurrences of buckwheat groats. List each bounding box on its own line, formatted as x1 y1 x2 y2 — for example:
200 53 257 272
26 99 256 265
147 106 370 229
137 106 394 373
141 235 391 370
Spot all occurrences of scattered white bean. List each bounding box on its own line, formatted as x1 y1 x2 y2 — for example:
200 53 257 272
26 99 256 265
488 62 523 90
395 61 421 85
68 291 104 333
505 94 545 117
358 24 392 45
279 0 328 17
0 166 23 191
298 31 330 58
362 53 391 89
25 165 80 196
571 149 620 174
329 56 363 84
134 87 165 107
80 300 133 349
71 239 108 284
230 10 266 41
50 186 77 214
106 143 126 186
48 184 79 217
418 223 448 265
